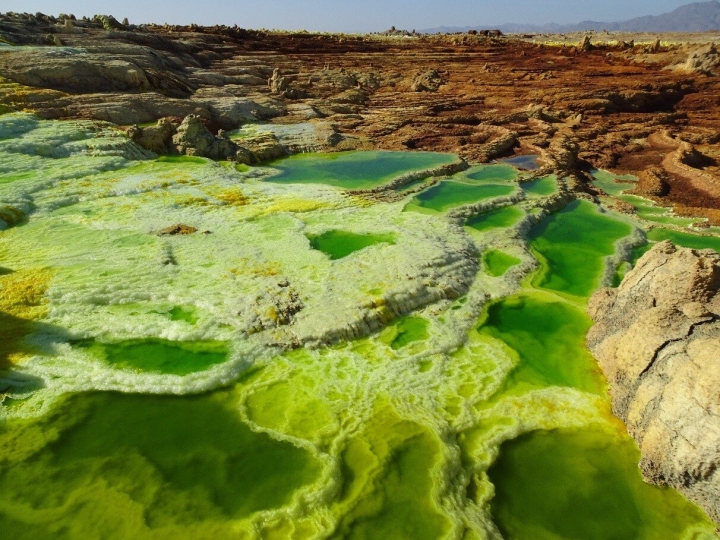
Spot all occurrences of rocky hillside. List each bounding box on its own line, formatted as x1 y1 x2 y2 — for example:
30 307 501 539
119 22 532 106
587 241 720 524
425 1 720 34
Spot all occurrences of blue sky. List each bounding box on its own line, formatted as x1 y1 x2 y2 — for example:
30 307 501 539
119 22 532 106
4 0 697 33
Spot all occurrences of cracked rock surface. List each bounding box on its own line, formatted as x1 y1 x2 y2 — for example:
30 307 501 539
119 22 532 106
588 240 720 523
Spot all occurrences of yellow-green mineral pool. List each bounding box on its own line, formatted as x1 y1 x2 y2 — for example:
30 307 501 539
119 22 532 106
0 114 717 539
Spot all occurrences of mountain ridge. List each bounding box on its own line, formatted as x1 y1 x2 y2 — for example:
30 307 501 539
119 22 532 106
421 1 720 34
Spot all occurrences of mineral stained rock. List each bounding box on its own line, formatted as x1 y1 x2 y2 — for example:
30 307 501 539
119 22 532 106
128 118 175 154
172 114 239 160
587 241 720 524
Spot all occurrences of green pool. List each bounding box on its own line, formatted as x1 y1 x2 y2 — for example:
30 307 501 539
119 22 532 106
264 150 457 190
406 181 515 213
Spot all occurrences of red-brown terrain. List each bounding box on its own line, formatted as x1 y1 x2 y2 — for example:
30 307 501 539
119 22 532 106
0 12 719 220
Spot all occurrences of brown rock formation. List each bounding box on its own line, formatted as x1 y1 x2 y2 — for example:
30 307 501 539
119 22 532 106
172 114 240 160
128 118 176 154
630 166 670 196
674 43 720 76
158 224 198 236
587 241 720 524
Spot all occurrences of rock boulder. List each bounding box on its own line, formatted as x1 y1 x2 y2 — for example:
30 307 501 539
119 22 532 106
587 241 720 524
172 114 239 160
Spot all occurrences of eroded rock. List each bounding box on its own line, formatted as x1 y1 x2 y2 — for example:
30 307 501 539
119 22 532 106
675 43 720 76
128 118 176 154
158 224 198 236
587 241 720 524
172 114 239 160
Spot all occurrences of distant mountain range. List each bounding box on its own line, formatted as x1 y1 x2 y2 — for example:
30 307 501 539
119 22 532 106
421 0 720 34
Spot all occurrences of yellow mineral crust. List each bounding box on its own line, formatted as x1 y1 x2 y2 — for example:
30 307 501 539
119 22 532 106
0 268 52 366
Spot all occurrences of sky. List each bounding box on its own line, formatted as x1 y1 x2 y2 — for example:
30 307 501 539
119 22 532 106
2 0 699 33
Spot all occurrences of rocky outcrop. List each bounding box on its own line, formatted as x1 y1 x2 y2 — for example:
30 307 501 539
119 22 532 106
158 224 198 236
629 166 670 197
410 69 445 92
268 68 308 99
674 43 720 76
587 241 720 525
237 131 287 162
128 118 175 154
171 115 240 160
0 46 194 98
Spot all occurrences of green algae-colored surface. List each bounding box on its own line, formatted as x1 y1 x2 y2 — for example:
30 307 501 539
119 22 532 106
0 390 321 538
155 155 208 165
623 194 697 227
591 170 698 227
265 151 457 189
333 405 450 540
407 181 515 213
390 316 429 349
530 200 632 297
0 115 717 540
521 175 557 196
488 428 711 540
307 230 396 260
464 163 518 182
623 229 720 272
478 294 604 394
466 205 524 232
74 339 228 375
483 250 520 277
590 169 637 197
647 228 720 253
168 306 198 324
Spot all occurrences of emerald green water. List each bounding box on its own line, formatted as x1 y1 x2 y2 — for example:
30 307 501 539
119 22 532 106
464 164 518 182
623 229 720 272
265 151 457 189
466 206 524 232
521 175 558 196
530 200 632 297
168 306 198 324
307 230 396 260
389 316 429 349
478 295 603 394
407 181 515 213
591 170 697 227
74 339 228 375
647 228 720 253
488 428 710 540
0 390 321 538
483 250 521 277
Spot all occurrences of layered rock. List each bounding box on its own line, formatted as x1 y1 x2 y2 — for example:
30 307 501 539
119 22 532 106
587 241 720 524
171 115 240 160
128 118 175 154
